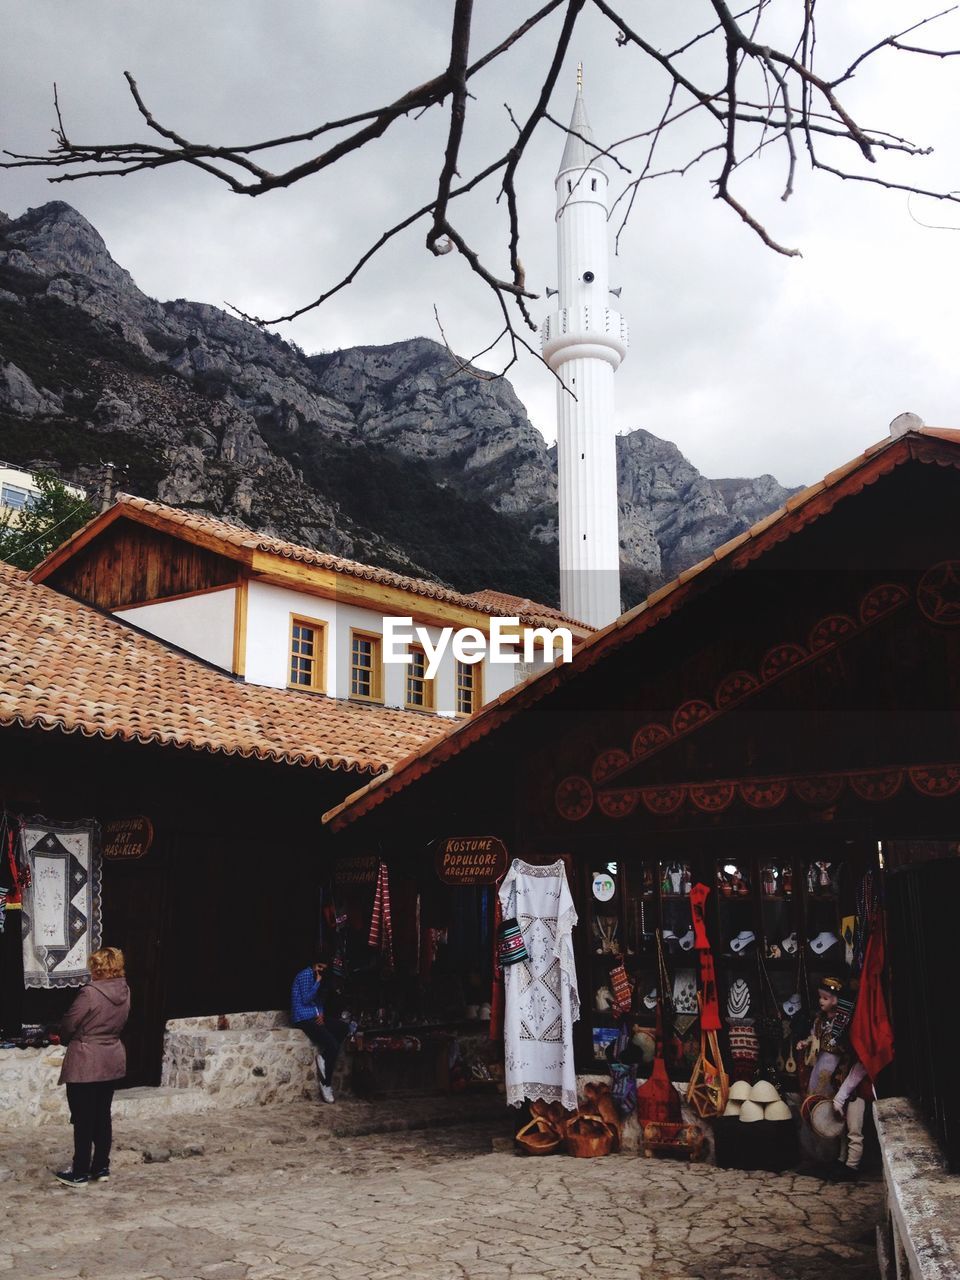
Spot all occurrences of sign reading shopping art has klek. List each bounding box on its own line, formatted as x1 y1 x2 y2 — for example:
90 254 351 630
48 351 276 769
435 837 508 886
103 816 154 860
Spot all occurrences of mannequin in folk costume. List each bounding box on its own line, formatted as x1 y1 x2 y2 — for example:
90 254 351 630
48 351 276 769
797 976 868 1179
796 976 853 1095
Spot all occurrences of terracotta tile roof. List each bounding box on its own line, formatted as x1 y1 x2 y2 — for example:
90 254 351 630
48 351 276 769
33 494 577 632
324 426 960 828
466 589 590 631
0 561 449 773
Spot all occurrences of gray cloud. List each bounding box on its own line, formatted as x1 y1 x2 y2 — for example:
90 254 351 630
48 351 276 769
3 1 958 488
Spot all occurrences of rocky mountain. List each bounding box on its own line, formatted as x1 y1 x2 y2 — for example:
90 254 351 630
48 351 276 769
0 202 798 608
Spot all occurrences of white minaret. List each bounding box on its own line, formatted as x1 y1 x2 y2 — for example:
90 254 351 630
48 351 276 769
542 69 628 629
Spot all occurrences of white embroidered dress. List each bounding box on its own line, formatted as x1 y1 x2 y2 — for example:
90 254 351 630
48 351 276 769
499 858 580 1111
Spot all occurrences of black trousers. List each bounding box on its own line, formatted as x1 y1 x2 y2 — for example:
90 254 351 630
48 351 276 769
295 1019 347 1084
0 910 24 1037
66 1081 115 1177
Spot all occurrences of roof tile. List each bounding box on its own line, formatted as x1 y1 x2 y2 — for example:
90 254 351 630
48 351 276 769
0 562 448 773
35 495 580 633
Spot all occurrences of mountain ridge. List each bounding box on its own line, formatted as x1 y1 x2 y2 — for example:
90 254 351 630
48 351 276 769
0 201 800 608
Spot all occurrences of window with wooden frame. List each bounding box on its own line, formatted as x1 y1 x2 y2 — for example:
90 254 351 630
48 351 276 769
404 646 436 711
288 615 326 693
455 659 482 716
349 629 383 702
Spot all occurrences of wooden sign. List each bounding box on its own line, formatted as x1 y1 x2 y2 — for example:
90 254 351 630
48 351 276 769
435 837 508 886
103 816 154 861
334 854 379 886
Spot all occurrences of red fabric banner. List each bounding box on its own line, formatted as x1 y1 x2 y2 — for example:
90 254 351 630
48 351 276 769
850 922 895 1082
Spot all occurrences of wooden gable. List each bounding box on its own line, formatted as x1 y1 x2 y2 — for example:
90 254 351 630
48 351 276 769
43 516 240 610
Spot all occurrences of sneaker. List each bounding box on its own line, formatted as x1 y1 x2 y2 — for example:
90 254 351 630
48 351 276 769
54 1170 88 1188
89 1168 110 1183
319 1083 335 1104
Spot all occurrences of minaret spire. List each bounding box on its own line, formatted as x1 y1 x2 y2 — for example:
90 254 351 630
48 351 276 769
541 80 628 629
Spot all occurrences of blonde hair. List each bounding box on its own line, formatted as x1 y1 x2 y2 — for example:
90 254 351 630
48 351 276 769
89 946 125 980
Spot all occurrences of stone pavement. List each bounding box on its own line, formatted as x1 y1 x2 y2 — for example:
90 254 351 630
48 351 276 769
0 1096 882 1280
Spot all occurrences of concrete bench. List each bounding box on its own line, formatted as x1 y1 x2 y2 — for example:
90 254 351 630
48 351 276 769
875 1096 960 1279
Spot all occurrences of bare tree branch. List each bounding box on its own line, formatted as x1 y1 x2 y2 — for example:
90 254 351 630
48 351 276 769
831 5 959 85
5 2 960 362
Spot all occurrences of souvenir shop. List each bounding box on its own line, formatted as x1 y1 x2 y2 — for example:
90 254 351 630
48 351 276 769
321 842 507 1095
326 430 960 1166
0 717 357 1087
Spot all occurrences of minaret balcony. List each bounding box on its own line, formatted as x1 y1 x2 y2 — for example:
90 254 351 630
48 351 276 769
541 306 628 371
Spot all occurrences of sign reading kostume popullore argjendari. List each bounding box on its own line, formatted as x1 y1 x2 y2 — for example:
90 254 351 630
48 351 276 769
434 837 508 885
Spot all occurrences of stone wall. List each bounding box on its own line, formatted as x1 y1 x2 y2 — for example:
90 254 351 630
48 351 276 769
160 1011 323 1107
1 1011 329 1127
0 1043 68 1127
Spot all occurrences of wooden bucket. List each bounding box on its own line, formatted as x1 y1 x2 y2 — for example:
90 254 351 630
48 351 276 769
565 1112 616 1158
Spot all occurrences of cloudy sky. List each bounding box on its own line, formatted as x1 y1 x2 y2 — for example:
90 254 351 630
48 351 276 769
3 2 959 487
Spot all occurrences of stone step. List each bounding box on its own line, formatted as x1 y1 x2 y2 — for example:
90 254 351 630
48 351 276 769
113 1086 217 1121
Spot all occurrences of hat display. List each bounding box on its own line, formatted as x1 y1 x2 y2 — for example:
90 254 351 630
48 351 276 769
782 993 802 1018
738 1099 764 1123
810 931 839 956
781 931 798 955
728 1079 752 1103
643 987 658 1010
748 1079 779 1105
722 1099 742 1117
678 928 695 951
764 1099 792 1122
729 930 756 954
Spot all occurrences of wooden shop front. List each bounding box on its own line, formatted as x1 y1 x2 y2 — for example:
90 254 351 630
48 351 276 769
0 561 439 1088
325 427 960 1163
0 721 365 1085
321 840 510 1097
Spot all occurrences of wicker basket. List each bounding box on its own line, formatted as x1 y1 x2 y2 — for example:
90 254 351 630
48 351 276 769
514 1115 563 1156
564 1112 617 1158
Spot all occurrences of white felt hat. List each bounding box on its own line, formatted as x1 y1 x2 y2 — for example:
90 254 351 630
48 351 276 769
739 1099 764 1123
764 1099 792 1122
749 1079 779 1105
728 1079 752 1102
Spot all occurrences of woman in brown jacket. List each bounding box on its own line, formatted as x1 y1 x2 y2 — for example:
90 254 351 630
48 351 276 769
54 946 131 1188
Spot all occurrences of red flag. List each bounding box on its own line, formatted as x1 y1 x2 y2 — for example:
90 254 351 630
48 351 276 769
850 921 894 1082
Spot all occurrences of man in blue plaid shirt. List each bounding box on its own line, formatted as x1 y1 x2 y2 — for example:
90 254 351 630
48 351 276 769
291 959 347 1103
